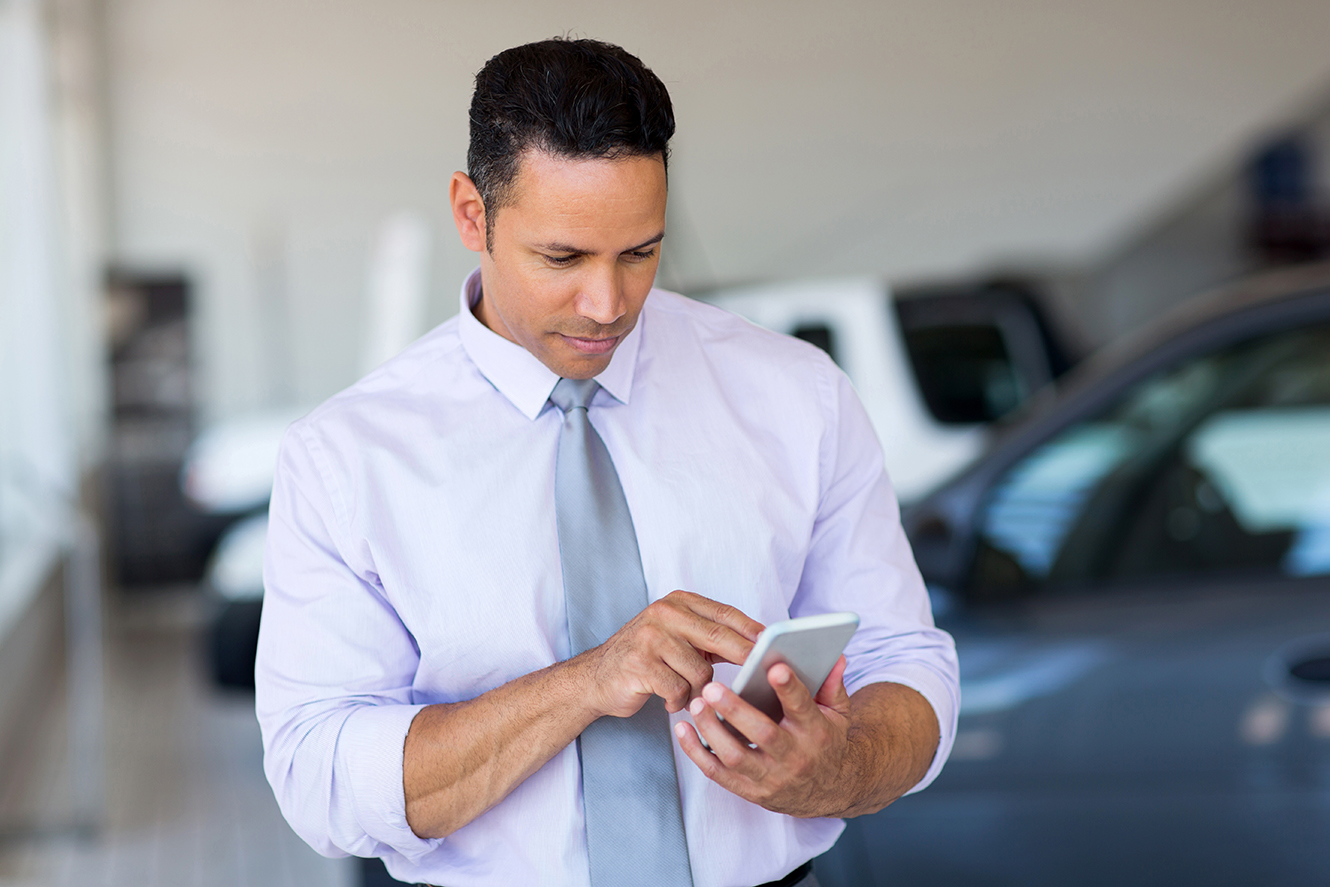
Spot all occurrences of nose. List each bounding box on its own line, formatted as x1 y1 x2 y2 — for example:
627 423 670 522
574 266 626 326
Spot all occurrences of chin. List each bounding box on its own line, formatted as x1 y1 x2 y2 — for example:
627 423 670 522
553 352 613 380
559 363 610 381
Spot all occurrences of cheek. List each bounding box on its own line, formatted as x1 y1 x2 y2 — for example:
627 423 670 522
511 278 578 335
626 267 658 309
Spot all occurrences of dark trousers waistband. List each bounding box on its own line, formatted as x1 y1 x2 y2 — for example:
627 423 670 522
420 859 815 887
757 860 814 887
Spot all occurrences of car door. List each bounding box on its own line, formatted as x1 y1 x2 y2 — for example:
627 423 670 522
820 317 1330 887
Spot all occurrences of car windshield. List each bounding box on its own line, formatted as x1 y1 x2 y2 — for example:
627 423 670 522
970 323 1330 596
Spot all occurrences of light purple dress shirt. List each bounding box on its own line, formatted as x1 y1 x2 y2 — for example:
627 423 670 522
256 269 959 887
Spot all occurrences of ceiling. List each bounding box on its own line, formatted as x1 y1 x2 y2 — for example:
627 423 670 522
104 0 1330 410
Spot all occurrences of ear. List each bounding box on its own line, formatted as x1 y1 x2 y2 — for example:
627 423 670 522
450 171 487 253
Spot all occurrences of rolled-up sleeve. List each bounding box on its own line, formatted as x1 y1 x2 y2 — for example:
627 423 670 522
790 364 959 795
255 423 443 860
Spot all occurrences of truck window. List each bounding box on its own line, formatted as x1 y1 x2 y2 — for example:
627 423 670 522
791 323 839 366
902 324 1025 424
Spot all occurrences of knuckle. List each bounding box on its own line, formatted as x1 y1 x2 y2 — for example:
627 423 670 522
716 744 746 769
751 721 779 747
637 621 664 647
785 680 811 706
664 589 692 609
664 675 690 707
783 691 808 714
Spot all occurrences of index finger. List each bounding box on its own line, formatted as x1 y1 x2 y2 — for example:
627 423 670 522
666 591 765 664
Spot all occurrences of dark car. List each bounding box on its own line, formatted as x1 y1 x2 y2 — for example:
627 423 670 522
816 263 1330 886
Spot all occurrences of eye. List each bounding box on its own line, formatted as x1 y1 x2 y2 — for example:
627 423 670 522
624 248 657 263
543 254 578 267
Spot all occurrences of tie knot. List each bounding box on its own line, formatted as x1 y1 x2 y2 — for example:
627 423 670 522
550 377 600 413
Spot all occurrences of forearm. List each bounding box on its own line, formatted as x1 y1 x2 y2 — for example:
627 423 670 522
834 681 940 818
403 655 600 838
404 590 762 838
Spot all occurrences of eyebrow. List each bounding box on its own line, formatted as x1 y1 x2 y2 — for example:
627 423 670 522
535 232 665 255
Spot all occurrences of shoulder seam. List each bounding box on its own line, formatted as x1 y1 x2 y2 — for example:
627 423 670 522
292 421 352 540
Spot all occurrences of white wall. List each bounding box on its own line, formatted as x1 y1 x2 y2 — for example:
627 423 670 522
0 0 103 638
103 0 1330 422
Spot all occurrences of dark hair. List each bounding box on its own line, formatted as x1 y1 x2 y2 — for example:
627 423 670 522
468 38 675 247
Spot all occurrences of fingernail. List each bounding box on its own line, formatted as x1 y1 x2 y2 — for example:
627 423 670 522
690 697 705 717
703 683 724 703
674 722 686 739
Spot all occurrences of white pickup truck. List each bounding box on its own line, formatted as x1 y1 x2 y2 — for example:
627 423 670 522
701 276 1077 502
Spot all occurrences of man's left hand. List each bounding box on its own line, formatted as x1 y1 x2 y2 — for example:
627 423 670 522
674 655 857 818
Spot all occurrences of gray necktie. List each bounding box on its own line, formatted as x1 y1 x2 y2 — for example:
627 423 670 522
550 378 695 887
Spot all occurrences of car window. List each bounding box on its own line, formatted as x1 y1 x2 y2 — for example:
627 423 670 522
969 323 1330 597
791 322 839 366
901 324 1026 424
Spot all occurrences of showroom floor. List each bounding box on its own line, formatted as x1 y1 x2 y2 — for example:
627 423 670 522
0 589 352 887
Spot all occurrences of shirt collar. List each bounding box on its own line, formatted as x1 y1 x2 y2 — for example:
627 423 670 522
456 267 643 420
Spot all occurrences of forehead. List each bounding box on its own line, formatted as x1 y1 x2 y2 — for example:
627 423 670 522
501 150 667 240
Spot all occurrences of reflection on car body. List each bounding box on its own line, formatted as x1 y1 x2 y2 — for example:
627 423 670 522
817 263 1330 887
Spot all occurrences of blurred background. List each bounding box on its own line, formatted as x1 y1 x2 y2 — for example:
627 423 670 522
4 1 1330 885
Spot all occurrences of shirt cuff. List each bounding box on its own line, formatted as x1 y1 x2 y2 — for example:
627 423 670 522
846 663 958 796
335 702 445 862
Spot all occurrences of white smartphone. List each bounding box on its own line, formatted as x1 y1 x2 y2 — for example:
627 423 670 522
712 611 859 746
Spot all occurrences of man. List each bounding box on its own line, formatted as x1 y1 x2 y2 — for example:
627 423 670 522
257 38 957 887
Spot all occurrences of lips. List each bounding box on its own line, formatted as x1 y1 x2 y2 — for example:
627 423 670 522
560 333 620 355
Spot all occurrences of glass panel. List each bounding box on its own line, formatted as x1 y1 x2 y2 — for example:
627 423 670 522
970 324 1330 596
791 322 839 366
903 324 1025 424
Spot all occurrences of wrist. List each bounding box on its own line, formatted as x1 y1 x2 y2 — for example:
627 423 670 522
832 727 875 815
555 648 612 723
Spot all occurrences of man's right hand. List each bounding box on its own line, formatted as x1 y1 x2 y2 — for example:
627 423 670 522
579 590 764 718
404 590 761 838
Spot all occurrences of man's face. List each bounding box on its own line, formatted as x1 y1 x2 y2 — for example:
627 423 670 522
468 150 667 380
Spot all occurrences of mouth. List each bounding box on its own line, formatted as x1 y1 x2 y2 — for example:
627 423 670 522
559 333 621 356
